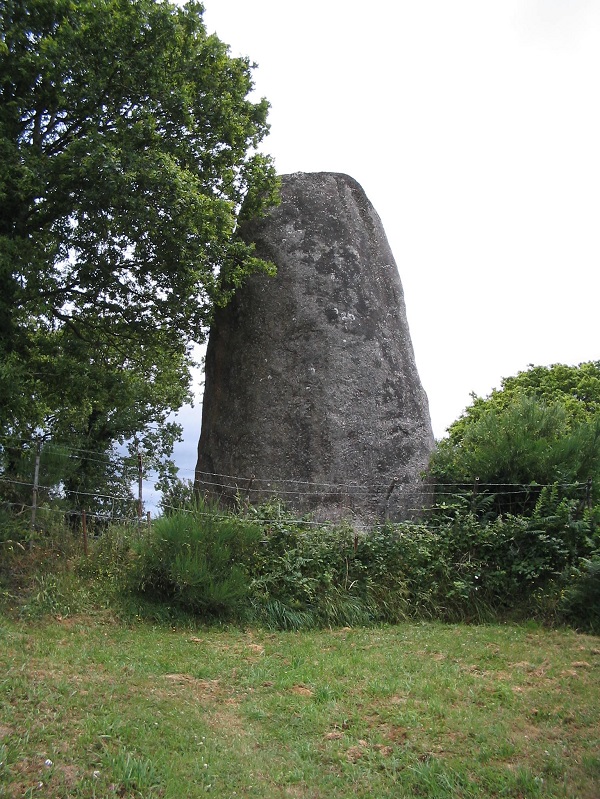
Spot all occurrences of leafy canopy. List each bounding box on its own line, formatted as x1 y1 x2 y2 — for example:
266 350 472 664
446 361 600 445
431 362 600 513
0 0 278 510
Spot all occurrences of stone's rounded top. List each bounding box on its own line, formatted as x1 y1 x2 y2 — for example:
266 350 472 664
241 171 386 266
278 171 368 196
280 170 362 183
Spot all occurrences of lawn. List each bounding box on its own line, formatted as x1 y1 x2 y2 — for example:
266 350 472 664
1 614 598 798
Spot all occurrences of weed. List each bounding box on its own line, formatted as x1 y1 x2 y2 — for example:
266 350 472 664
103 747 162 796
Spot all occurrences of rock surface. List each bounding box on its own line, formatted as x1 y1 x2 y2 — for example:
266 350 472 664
195 172 434 522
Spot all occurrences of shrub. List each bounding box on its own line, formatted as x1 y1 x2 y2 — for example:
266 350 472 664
420 510 586 621
353 524 435 620
242 499 600 628
157 477 196 516
247 509 375 629
3 492 599 631
130 503 262 619
558 556 600 633
76 524 136 586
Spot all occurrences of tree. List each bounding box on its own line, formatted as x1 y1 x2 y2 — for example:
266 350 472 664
0 0 278 513
446 362 600 445
431 363 600 515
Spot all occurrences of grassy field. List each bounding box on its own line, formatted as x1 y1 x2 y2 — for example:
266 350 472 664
0 614 599 798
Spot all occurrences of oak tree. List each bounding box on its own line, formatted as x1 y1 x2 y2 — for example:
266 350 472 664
0 0 278 512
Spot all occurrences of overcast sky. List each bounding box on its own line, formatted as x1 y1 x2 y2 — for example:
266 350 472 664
169 0 600 484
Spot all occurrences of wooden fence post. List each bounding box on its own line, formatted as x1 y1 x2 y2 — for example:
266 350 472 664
471 477 480 512
82 509 88 557
30 436 42 544
137 449 143 528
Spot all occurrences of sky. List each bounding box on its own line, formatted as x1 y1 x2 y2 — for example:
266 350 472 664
168 0 600 486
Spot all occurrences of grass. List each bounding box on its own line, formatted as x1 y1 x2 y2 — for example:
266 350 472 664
0 614 599 798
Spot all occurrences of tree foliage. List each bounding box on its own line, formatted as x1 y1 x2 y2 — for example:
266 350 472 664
446 361 600 444
0 0 278 510
431 363 600 515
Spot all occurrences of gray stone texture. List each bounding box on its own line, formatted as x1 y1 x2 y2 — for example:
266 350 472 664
195 172 434 522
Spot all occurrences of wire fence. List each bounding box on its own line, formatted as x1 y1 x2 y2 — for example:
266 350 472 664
192 468 593 525
0 435 162 528
0 437 594 531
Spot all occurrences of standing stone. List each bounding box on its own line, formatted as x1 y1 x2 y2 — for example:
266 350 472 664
195 172 434 522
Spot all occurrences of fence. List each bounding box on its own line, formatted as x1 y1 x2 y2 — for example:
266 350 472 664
0 437 593 531
0 437 162 529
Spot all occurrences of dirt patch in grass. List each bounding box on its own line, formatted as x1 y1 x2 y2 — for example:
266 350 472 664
290 684 313 697
4 757 43 799
207 703 248 742
4 757 83 799
163 673 221 695
186 632 268 661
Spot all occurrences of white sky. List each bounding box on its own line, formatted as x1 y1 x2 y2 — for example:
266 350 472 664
170 0 600 481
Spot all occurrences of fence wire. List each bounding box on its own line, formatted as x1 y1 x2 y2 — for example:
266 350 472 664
1 436 592 529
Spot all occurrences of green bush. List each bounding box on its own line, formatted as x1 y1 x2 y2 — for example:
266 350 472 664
76 524 136 586
130 504 262 619
157 477 196 516
0 509 29 596
238 499 600 628
558 556 600 633
431 364 600 517
247 508 375 629
353 524 434 620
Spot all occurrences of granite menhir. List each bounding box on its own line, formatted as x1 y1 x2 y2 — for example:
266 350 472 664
195 172 434 522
